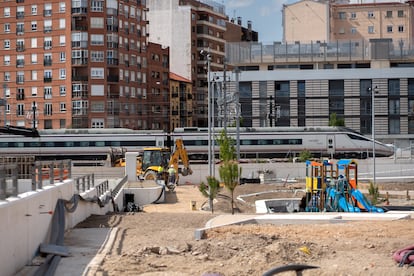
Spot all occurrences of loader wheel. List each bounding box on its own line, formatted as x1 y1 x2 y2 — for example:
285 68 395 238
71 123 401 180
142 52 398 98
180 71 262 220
144 170 157 180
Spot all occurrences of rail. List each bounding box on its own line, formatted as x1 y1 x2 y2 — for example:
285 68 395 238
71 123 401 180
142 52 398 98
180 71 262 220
111 175 128 198
32 160 72 190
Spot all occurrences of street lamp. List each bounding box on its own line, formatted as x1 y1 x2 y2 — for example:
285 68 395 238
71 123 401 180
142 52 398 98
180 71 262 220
200 49 213 210
368 85 379 186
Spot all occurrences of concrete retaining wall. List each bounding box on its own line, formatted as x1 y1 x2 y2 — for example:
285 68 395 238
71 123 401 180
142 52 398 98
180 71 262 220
0 179 112 276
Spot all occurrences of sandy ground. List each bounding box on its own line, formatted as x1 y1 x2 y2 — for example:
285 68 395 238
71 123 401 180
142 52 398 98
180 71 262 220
75 182 414 276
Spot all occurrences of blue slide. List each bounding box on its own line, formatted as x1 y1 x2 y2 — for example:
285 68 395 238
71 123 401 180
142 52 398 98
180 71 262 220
351 189 384 213
326 188 360 212
338 194 360 212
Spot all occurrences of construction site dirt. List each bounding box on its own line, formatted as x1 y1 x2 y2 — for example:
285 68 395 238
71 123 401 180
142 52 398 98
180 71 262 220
75 181 414 276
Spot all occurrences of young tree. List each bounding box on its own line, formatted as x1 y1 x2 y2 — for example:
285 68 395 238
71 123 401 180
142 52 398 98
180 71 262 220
217 130 241 215
199 176 220 213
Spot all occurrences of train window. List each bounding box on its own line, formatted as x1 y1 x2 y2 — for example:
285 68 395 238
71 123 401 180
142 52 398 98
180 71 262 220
65 141 74 147
95 141 105 147
241 140 253 145
12 142 25 148
79 141 89 147
347 134 370 141
28 142 41 147
107 141 121 147
43 142 55 147
289 139 302 145
0 142 8 148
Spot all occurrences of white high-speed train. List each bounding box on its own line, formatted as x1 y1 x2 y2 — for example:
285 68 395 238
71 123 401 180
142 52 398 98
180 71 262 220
172 126 394 160
0 126 394 162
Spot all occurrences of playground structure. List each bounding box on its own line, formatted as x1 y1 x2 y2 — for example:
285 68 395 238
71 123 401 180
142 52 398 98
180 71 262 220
305 159 384 213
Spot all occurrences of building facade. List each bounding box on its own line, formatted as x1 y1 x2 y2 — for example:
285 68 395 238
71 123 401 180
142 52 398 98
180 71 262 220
169 72 193 131
224 39 414 142
283 0 414 44
0 0 155 130
148 0 227 127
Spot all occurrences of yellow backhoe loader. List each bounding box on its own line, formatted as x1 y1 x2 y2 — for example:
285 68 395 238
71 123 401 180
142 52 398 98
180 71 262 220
136 139 192 191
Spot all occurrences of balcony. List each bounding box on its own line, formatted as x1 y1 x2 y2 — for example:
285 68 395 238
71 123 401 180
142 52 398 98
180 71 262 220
72 76 88 81
16 60 25 67
43 10 52 16
107 58 119 65
16 46 25 52
72 58 88 65
44 60 52 66
44 27 52 33
16 12 24 19
43 77 52 82
107 75 119 82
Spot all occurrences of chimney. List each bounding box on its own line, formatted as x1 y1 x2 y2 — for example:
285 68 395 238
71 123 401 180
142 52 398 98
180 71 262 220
237 16 242 25
247 20 252 30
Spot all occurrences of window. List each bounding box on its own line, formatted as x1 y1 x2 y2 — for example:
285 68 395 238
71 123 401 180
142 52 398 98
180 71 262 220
59 69 66 79
17 88 24 100
17 104 24 116
44 70 52 82
44 3 52 16
4 55 10 65
60 102 66 112
389 119 400 134
386 11 392 18
44 20 52 32
44 53 52 66
91 68 104 79
339 27 345 34
397 10 404 17
44 37 52 49
389 99 400 115
91 34 104 45
59 19 65 29
350 28 357 34
59 35 65 46
389 79 400 96
60 52 66 62
16 23 24 35
31 70 37 80
44 103 52 116
31 53 37 64
338 12 346 19
17 71 24 83
398 25 404 32
91 51 104 62
387 26 393 33
4 40 10 49
31 21 37 31
31 87 37 96
368 26 374 34
16 55 24 67
17 6 24 19
44 87 52 99
59 85 66 96
31 5 37 15
4 7 10 17
4 23 10 33
4 72 10 81
91 0 103 12
368 11 374 18
31 38 37 48
90 17 104 28
59 2 66 12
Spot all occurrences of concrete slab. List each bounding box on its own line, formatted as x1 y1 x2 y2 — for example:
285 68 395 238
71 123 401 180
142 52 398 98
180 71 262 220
55 227 118 276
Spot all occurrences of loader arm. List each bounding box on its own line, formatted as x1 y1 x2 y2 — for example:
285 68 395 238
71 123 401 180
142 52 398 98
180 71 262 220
168 138 193 176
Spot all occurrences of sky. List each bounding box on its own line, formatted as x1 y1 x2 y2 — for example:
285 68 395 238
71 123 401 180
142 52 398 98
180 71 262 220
221 0 296 43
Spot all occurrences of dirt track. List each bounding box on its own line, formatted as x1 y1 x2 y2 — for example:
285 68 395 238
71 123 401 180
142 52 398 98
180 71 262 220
75 182 414 276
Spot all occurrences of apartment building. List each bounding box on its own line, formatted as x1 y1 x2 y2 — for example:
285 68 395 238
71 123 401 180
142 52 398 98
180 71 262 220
0 0 153 130
283 0 414 44
147 42 170 131
147 0 227 127
169 72 193 131
71 0 149 129
0 0 72 129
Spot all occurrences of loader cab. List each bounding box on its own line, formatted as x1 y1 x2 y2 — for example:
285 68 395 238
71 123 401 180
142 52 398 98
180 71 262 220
141 147 170 171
